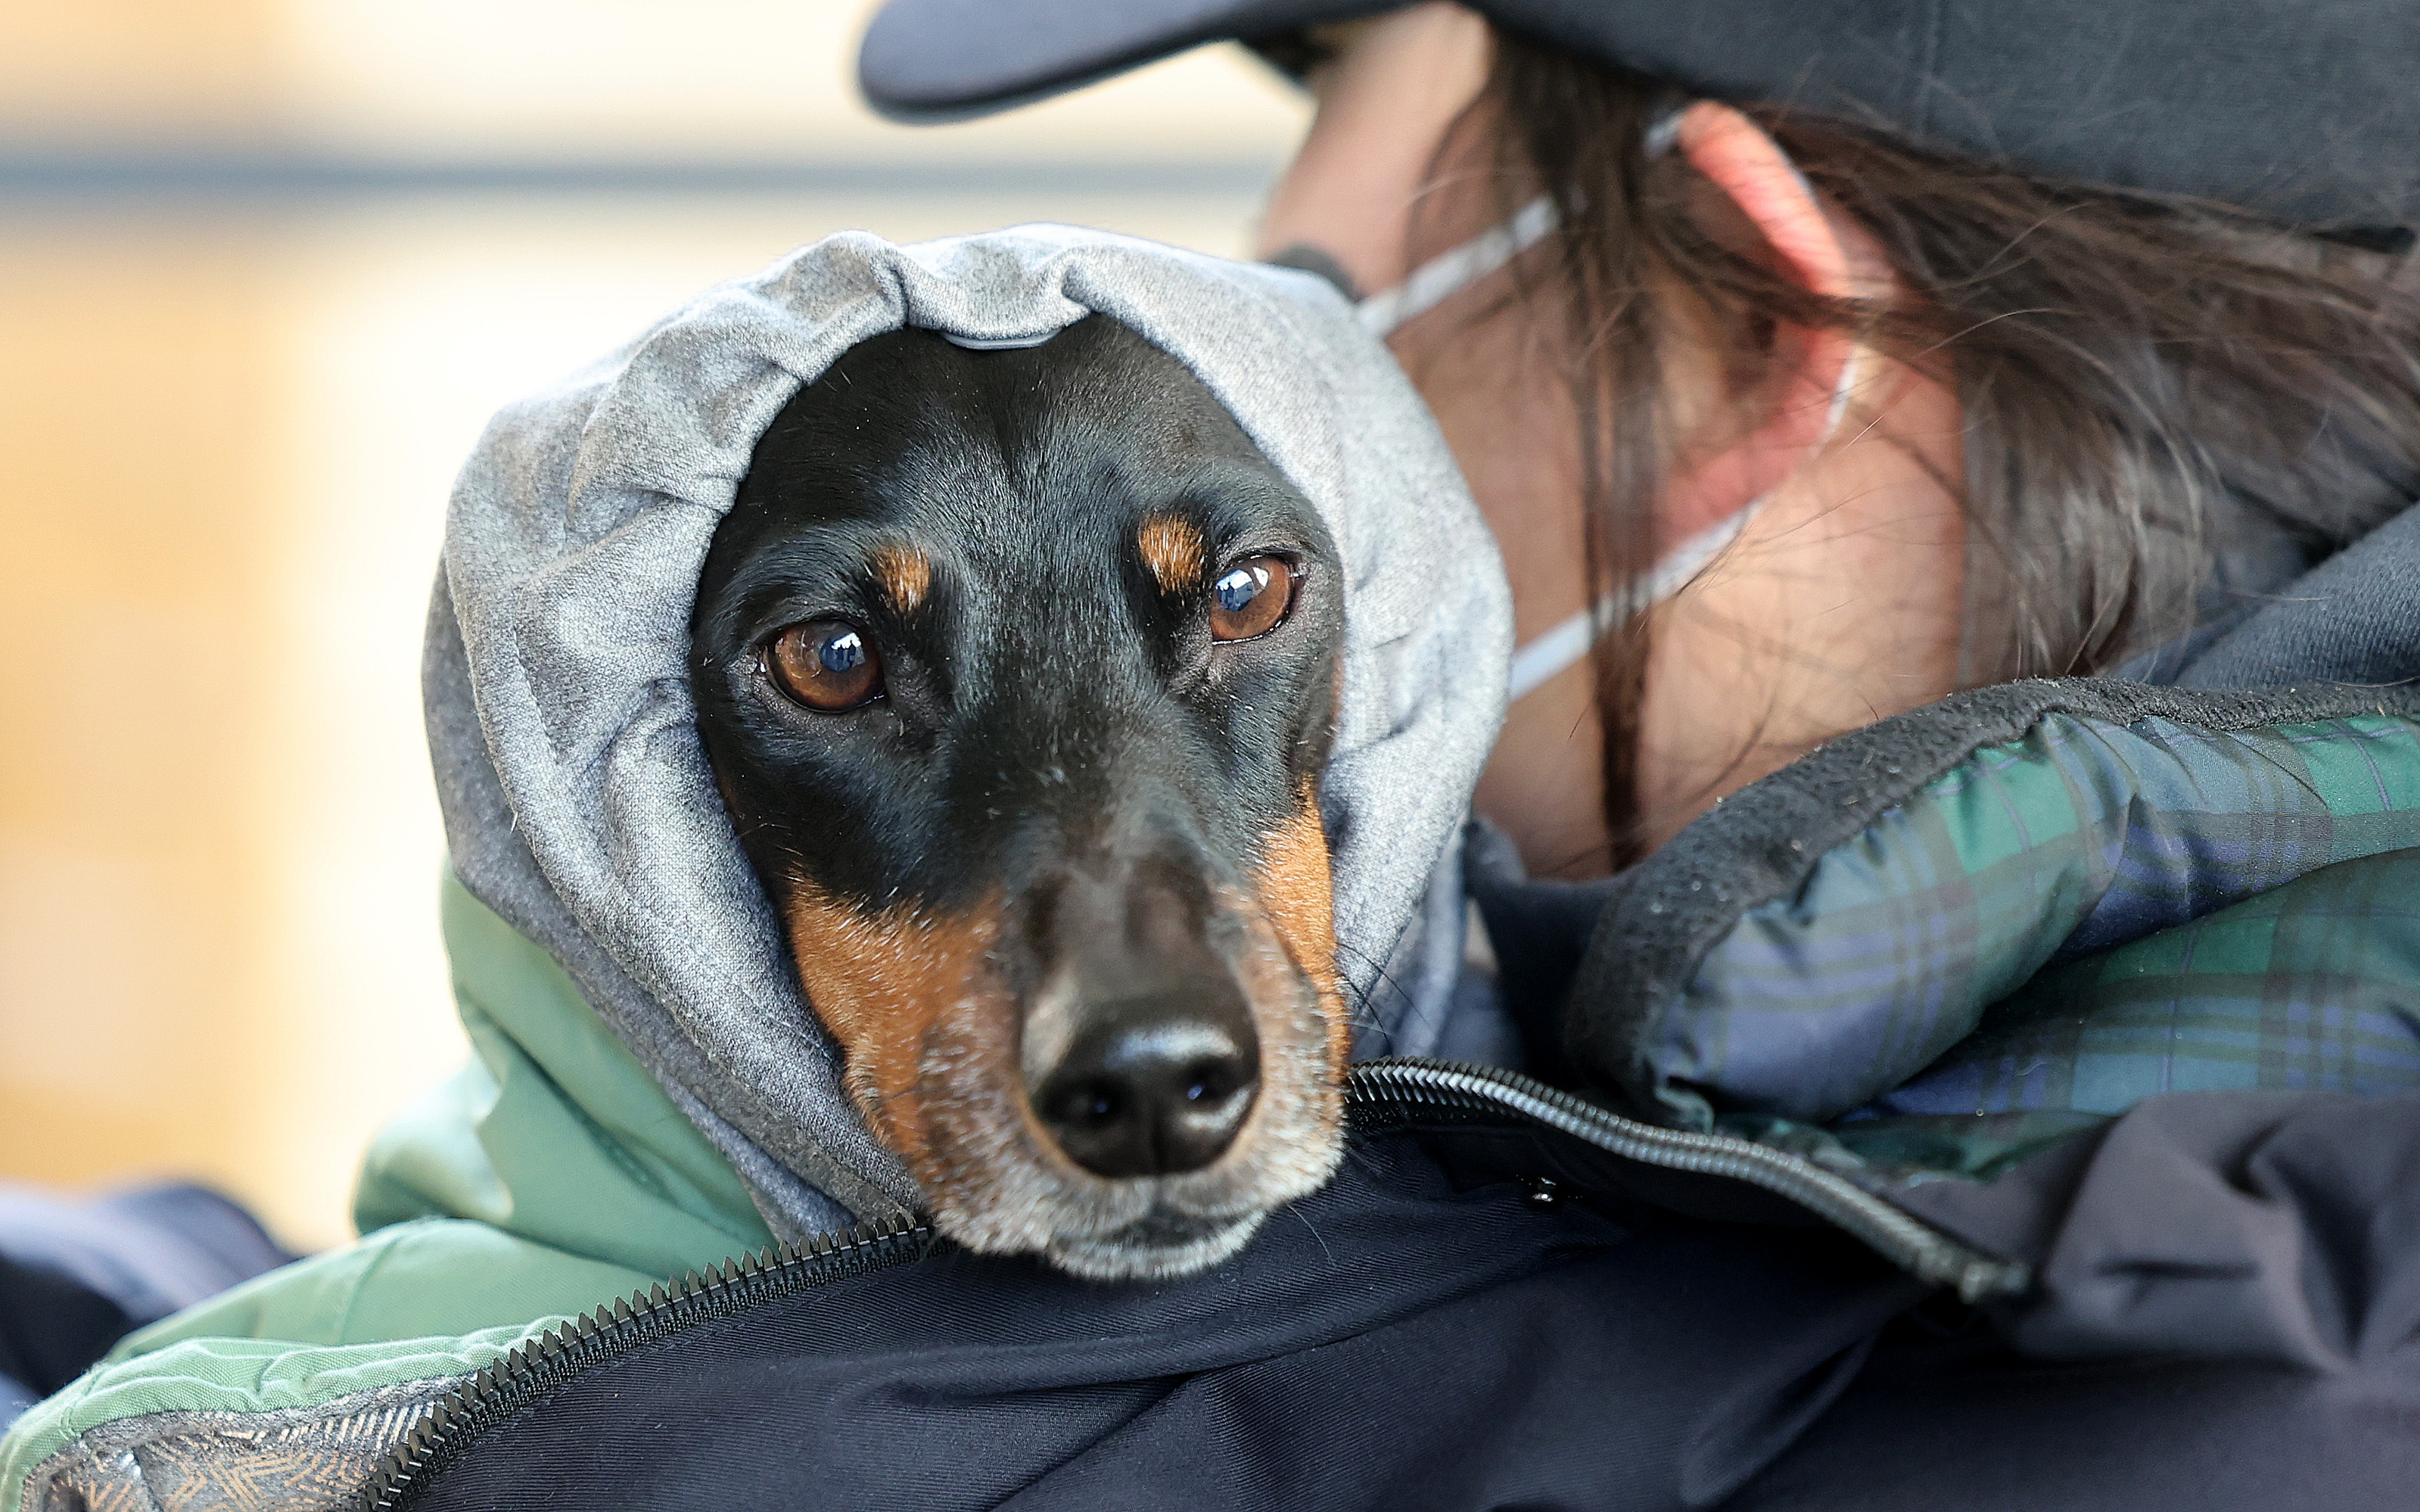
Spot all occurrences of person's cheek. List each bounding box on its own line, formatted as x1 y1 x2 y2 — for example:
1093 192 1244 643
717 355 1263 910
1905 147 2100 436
1251 2 1491 294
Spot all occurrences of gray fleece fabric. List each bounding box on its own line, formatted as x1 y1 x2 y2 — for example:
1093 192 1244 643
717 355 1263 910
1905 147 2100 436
425 226 1512 1239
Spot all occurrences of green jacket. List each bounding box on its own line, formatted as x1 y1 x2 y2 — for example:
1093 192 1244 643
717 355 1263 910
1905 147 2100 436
0 877 774 1510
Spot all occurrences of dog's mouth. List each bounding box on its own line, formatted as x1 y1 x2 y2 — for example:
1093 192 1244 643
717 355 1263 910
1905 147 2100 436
934 1128 1335 1284
1044 1206 1271 1281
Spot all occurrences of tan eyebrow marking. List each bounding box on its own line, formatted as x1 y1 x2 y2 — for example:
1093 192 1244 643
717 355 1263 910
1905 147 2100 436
1138 515 1207 593
872 542 932 614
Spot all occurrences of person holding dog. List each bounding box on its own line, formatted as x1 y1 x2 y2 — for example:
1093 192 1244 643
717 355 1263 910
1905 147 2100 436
863 0 2420 883
8 2 2420 1507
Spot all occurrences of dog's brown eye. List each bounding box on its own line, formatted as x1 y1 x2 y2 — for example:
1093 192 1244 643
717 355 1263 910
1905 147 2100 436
1208 556 1296 642
766 620 882 711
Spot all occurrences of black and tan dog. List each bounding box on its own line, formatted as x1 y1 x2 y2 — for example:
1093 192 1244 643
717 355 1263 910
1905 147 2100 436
690 315 1349 1278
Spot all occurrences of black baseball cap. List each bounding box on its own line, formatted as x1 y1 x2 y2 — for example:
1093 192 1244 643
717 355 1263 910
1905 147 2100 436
859 0 2420 231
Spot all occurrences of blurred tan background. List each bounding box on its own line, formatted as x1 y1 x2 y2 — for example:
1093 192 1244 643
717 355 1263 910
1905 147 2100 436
0 0 1309 1249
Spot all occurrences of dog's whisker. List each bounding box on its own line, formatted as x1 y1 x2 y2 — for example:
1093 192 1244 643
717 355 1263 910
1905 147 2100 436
1330 938 1417 1043
1287 1203 1336 1268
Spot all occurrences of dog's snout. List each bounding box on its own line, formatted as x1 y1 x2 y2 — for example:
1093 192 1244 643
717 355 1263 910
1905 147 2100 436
1022 861 1263 1180
1035 991 1260 1178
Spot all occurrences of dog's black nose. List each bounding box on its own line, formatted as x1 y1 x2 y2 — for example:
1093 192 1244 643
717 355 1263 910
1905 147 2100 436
1035 991 1260 1179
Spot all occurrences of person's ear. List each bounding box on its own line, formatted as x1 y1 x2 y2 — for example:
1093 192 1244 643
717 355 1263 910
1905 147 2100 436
1656 101 1874 543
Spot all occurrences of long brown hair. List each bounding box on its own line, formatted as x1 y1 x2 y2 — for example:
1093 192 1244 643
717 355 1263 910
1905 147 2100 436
1414 30 2420 860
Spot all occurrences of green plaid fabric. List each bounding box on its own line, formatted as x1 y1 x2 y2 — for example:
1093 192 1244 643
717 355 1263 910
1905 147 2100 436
1730 846 2420 1179
1651 711 2420 1146
1874 845 2420 1112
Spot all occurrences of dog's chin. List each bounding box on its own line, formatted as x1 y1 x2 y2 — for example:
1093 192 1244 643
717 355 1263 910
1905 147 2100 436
922 1114 1346 1282
1044 1209 1270 1281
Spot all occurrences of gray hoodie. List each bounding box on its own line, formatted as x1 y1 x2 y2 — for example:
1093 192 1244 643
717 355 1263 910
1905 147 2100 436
426 223 1513 1239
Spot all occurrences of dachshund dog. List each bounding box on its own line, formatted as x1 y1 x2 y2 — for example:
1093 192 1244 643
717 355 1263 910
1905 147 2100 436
691 315 1348 1279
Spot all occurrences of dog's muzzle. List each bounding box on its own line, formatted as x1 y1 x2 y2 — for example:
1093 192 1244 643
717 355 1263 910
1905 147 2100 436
1021 864 1262 1180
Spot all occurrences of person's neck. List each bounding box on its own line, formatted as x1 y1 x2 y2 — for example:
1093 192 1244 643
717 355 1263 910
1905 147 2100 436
1629 360 1967 854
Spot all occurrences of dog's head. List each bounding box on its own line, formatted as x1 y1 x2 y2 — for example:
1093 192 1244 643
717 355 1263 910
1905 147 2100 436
690 316 1347 1278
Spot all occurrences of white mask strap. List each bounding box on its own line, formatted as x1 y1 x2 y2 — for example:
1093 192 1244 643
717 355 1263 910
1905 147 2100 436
1348 185 1862 708
1504 507 1761 701
1503 343 1865 703
1355 197 1559 340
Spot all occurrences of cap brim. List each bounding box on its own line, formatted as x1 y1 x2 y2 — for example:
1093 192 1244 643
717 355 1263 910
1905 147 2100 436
857 0 1391 122
861 0 2420 229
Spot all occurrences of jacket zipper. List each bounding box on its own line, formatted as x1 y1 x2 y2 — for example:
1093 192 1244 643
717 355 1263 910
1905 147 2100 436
355 1218 938 1510
1347 1057 2031 1305
357 1056 2028 1509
